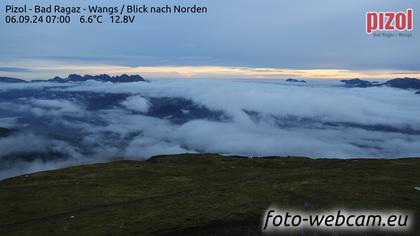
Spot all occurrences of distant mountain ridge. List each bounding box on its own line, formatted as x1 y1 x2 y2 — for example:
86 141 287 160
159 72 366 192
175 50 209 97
1 74 145 83
340 78 377 88
341 77 420 93
286 78 306 83
384 78 420 90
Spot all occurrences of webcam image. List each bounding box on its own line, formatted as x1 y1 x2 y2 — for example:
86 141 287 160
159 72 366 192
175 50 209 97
0 1 419 235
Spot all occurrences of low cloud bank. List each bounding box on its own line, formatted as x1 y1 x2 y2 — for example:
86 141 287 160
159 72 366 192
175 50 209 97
121 96 151 113
0 79 419 178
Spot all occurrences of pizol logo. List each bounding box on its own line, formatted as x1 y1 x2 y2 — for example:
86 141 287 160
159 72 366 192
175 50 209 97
366 9 413 34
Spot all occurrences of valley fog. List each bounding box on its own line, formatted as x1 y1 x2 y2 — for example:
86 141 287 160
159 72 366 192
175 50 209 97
0 78 419 179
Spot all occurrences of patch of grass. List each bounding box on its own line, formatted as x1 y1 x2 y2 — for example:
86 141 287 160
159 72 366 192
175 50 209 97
0 154 419 235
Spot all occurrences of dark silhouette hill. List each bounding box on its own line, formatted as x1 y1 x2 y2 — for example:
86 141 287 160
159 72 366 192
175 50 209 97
341 77 420 93
0 77 26 83
286 78 306 83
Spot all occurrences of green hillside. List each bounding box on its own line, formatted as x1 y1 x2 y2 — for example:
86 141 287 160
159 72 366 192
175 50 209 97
0 154 419 235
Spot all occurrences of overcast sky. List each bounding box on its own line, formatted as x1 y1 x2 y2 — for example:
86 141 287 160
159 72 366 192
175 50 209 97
0 0 419 79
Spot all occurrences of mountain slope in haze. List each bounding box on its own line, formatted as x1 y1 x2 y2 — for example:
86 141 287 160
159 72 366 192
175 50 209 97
0 77 26 83
340 78 377 88
383 78 420 90
0 154 419 236
341 77 420 91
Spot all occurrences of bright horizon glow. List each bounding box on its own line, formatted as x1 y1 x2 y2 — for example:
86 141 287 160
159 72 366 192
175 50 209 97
1 60 419 80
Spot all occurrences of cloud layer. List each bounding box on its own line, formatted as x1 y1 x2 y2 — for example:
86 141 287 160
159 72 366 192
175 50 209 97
0 79 419 178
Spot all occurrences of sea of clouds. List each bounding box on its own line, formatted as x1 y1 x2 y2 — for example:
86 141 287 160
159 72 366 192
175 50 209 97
0 79 419 178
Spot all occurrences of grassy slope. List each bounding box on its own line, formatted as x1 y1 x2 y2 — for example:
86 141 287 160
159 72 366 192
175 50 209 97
0 154 419 235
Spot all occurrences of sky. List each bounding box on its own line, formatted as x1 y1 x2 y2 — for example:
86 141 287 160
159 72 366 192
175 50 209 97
0 0 419 79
